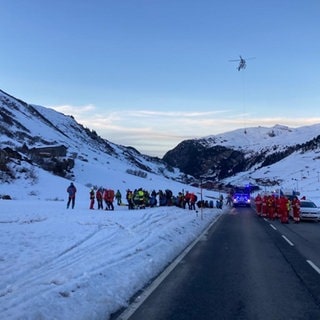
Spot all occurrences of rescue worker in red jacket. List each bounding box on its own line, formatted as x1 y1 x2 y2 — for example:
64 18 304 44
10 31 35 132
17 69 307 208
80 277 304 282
267 195 276 220
276 196 281 219
189 193 197 210
255 194 262 216
184 192 190 208
103 189 115 210
96 188 103 210
261 195 268 217
292 196 301 223
279 195 289 223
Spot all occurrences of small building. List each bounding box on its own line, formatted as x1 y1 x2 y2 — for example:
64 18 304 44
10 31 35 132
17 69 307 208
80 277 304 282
30 145 67 158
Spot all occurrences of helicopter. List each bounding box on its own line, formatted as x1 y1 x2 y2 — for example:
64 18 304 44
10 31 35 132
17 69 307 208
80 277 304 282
229 55 255 71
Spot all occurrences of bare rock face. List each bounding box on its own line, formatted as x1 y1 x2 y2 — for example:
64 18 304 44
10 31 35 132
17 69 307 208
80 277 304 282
163 139 246 180
163 132 320 182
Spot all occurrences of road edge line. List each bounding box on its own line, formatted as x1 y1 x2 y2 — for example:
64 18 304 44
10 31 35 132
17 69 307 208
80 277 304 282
115 213 223 320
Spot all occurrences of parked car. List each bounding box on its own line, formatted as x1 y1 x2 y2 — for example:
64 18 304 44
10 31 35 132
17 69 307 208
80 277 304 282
290 199 320 221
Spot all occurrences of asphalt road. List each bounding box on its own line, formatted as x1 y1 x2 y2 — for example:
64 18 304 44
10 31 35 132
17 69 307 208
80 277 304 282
115 207 320 320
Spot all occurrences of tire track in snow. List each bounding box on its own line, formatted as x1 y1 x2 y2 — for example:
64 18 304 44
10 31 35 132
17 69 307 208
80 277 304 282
1 208 202 317
0 222 121 312
0 210 171 314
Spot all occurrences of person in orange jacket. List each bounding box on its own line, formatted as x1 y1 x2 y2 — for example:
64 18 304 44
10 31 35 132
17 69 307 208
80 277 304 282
261 195 268 217
279 195 289 223
267 195 276 220
292 196 301 223
103 189 115 210
276 196 281 219
189 193 197 210
255 194 262 216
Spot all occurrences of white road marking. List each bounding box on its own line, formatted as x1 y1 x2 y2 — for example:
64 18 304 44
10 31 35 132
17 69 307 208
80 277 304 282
266 220 320 276
282 235 294 246
307 260 320 275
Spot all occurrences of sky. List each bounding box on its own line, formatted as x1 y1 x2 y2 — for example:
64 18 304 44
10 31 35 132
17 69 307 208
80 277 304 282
1 0 320 157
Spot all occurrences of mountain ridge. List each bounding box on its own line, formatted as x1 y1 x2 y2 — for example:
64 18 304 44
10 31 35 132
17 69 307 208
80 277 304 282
0 89 186 188
163 123 320 186
1 88 320 194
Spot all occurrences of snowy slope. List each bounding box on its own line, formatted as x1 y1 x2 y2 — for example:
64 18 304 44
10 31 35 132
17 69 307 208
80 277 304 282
202 124 320 152
0 191 222 320
224 148 320 196
0 89 186 190
200 125 320 194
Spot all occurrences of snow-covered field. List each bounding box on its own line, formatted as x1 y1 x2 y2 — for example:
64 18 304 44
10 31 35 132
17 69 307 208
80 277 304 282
0 199 222 320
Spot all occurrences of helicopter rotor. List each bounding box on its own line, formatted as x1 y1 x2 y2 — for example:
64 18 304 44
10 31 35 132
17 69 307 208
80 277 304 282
229 55 255 71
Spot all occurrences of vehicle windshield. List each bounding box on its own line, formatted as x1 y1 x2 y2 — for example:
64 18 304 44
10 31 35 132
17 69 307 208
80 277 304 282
234 187 250 194
301 201 317 208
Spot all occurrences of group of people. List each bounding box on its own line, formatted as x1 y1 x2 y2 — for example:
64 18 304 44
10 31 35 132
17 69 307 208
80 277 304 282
89 188 122 210
254 193 301 223
67 183 122 210
66 182 221 211
89 187 200 211
119 188 201 210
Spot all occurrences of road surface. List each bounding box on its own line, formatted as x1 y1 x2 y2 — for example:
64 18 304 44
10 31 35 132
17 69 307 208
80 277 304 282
115 207 320 320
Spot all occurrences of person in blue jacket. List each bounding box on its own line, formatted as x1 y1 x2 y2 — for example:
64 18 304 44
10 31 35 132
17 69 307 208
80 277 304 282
67 182 77 209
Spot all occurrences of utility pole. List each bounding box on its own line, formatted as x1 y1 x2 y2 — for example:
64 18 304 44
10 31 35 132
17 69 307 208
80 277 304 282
200 178 203 220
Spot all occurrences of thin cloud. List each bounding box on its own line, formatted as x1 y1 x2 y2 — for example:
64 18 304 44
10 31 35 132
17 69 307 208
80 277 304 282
48 103 320 157
130 110 230 118
51 104 96 115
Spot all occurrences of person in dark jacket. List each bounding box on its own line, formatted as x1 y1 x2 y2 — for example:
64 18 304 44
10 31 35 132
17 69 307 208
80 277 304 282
89 188 95 210
115 190 122 205
67 182 77 209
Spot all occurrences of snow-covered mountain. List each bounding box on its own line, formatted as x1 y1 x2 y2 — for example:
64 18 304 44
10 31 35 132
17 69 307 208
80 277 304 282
163 124 320 193
0 89 194 199
203 124 320 149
